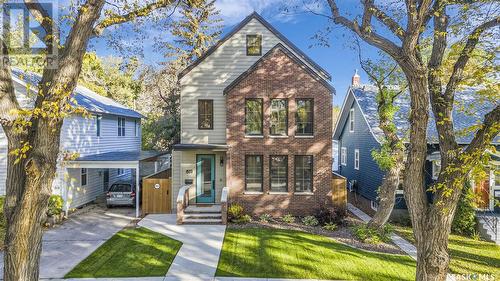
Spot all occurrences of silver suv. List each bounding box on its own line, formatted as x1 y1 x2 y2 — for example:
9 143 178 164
106 181 136 208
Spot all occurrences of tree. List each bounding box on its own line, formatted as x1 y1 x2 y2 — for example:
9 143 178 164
357 50 407 230
0 1 201 280
321 1 500 280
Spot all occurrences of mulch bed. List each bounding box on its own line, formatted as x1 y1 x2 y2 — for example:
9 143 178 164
228 212 406 255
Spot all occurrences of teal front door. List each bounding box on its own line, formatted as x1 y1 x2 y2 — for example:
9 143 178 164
196 154 215 203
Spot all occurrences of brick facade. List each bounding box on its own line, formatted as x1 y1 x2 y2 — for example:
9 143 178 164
225 46 333 217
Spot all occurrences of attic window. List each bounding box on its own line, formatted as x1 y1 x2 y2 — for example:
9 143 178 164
246 34 262 56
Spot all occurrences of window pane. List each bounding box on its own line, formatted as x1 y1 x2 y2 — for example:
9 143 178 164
295 156 313 192
270 99 287 135
245 99 263 135
246 35 261 55
296 99 313 135
270 156 288 192
245 155 263 191
198 100 213 129
495 166 500 186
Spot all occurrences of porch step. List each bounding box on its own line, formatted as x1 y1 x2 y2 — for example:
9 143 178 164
185 205 222 213
477 214 500 245
182 218 222 224
184 213 222 220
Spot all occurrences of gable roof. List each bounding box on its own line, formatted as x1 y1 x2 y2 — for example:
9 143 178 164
11 68 143 119
178 12 331 81
333 85 499 145
223 43 335 95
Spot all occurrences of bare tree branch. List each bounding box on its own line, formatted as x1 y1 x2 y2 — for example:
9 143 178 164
23 0 59 51
361 0 405 40
464 105 500 156
0 41 21 126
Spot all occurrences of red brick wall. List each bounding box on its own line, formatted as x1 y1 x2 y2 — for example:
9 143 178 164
226 48 333 217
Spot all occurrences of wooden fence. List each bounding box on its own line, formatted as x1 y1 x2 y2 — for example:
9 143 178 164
142 169 171 214
332 173 347 210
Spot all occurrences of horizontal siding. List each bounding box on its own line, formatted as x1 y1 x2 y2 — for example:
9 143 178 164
180 18 325 144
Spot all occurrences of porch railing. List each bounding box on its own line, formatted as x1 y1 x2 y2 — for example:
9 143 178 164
176 184 193 224
477 211 498 242
221 186 229 225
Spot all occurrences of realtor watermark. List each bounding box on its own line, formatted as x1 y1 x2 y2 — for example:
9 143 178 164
450 273 495 281
1 0 58 68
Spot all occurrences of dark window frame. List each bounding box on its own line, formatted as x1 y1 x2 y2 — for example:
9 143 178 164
245 98 263 136
95 115 101 137
245 155 263 192
246 34 262 56
294 155 313 193
81 168 87 186
270 99 288 136
269 155 288 192
198 99 214 130
295 98 314 136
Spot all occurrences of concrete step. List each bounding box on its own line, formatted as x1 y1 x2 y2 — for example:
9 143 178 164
182 218 222 224
184 213 222 220
185 205 222 213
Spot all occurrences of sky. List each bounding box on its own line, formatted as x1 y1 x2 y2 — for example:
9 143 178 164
91 0 382 106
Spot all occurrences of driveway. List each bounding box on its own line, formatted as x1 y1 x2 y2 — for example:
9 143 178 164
0 205 135 279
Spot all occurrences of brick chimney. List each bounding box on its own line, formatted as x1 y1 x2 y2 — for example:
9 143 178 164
351 69 360 87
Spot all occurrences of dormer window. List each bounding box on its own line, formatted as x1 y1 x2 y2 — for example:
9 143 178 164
246 34 262 56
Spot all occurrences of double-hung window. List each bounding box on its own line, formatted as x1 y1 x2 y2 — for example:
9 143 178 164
245 99 263 136
81 168 87 186
246 34 262 56
95 115 101 137
118 117 126 136
295 155 313 192
296 99 313 136
270 156 288 192
134 120 139 136
354 149 360 170
270 99 288 136
245 155 263 192
117 168 125 176
349 108 355 132
198 100 213 129
341 147 347 166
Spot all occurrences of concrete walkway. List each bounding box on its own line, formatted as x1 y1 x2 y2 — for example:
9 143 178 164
138 214 226 281
0 206 135 279
52 277 340 281
347 203 418 260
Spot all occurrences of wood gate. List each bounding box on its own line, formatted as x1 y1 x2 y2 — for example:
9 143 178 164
142 169 171 214
332 173 347 210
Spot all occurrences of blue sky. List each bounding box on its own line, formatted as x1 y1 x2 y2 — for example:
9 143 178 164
91 0 381 106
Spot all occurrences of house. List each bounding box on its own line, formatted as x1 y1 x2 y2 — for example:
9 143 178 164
172 12 335 222
333 73 500 218
0 69 169 216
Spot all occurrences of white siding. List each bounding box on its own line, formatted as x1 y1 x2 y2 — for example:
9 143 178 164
180 18 321 144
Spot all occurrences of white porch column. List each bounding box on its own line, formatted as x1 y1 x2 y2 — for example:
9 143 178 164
136 163 140 218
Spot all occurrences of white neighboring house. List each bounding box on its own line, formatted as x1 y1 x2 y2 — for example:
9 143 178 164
0 69 168 216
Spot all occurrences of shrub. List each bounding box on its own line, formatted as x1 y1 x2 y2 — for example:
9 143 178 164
232 214 251 224
47 195 64 216
323 222 337 231
353 224 393 244
259 214 272 223
281 214 295 223
451 181 477 236
302 216 319 226
313 206 347 225
228 203 244 221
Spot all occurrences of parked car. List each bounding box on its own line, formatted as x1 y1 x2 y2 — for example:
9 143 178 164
106 180 137 208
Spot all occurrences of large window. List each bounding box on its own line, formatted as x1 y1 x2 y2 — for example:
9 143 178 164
81 168 87 186
134 120 139 136
118 117 126 136
295 155 313 192
95 115 101 137
270 156 288 192
198 100 213 129
354 149 360 170
246 34 262 56
349 108 355 132
296 99 313 136
270 99 288 136
245 155 263 192
245 99 263 135
341 147 347 166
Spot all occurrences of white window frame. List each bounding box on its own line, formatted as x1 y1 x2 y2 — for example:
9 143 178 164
349 108 355 132
81 168 87 186
354 149 360 170
341 147 347 166
370 200 378 211
134 120 138 137
117 168 125 176
432 160 441 180
95 115 101 137
118 117 126 137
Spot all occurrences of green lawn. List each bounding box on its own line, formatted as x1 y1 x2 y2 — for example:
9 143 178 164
65 227 182 278
395 226 500 277
216 228 416 281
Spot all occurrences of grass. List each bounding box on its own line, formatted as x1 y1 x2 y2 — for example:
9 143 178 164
216 227 416 281
394 226 500 277
65 227 182 278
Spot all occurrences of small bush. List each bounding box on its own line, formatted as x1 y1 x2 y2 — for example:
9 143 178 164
353 224 393 244
323 222 337 231
313 206 347 225
281 214 295 223
259 214 272 223
47 195 63 216
232 214 251 224
228 203 244 221
302 216 319 226
452 181 477 236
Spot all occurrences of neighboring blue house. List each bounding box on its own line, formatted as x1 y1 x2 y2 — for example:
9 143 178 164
333 75 500 217
0 69 169 216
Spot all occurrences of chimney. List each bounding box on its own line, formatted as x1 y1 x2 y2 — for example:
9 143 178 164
351 69 360 87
